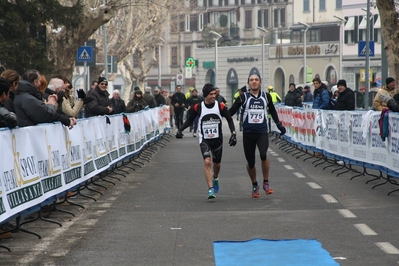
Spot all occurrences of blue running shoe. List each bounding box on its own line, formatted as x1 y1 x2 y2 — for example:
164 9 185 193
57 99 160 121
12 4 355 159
208 188 215 199
213 178 219 193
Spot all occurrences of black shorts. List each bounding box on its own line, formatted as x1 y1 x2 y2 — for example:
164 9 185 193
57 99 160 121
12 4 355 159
199 139 223 163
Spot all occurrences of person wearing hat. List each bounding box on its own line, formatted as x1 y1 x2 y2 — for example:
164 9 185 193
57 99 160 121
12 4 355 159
229 73 286 198
185 87 194 99
374 77 396 111
334 79 355 110
267 85 282 104
284 83 302 107
84 77 113 118
126 89 147 113
303 85 313 102
176 83 237 199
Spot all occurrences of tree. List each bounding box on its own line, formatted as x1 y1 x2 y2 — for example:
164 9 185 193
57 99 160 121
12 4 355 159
376 0 399 79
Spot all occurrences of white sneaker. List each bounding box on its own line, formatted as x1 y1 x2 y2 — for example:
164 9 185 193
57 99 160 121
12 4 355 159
193 133 196 137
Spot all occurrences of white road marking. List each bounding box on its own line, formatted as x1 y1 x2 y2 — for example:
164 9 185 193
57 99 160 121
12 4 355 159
95 210 107 215
338 209 357 218
98 203 112 208
321 194 338 203
277 158 286 162
376 242 399 254
171 227 182 230
108 196 117 201
307 182 322 189
284 165 294 170
82 219 98 226
354 223 378 236
293 172 306 178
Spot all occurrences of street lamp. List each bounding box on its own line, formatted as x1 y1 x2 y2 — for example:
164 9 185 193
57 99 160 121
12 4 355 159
333 15 346 80
257 27 269 90
362 1 372 110
157 37 165 88
209 31 222 87
298 22 311 86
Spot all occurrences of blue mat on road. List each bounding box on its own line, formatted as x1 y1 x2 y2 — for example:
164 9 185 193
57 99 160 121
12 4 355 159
214 238 339 266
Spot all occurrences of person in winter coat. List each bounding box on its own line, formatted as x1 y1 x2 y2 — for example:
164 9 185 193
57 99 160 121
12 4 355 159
126 90 147 113
171 85 186 129
0 78 17 128
0 69 20 113
312 78 331 109
303 85 313 102
373 77 396 111
334 79 355 111
154 87 166 107
284 83 302 107
14 70 76 128
143 87 157 108
110 90 126 114
85 77 113 118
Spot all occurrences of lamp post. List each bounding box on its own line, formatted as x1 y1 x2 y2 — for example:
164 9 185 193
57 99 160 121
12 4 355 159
257 27 269 90
209 31 222 87
333 15 346 80
363 0 371 110
157 37 165 88
298 22 310 86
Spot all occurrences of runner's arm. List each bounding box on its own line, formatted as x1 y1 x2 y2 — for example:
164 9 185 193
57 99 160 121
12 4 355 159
220 104 236 134
229 94 244 116
267 94 281 125
178 103 199 132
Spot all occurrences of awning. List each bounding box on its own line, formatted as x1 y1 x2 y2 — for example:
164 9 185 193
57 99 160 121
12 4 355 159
344 17 355 30
374 15 380 29
358 15 372 30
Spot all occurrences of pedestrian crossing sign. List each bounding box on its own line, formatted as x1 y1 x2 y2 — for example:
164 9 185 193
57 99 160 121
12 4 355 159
76 46 93 62
358 41 374 57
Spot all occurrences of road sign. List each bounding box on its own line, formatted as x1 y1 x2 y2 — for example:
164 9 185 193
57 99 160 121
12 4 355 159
358 41 374 57
185 67 192 79
176 74 184 85
375 77 382 87
77 46 93 62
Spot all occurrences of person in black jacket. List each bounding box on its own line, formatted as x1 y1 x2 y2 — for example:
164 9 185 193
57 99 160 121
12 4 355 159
334 79 355 111
284 83 302 107
0 78 17 128
171 85 186 129
85 77 113 118
0 69 20 113
186 89 203 137
154 87 166 107
110 90 126 114
14 69 76 128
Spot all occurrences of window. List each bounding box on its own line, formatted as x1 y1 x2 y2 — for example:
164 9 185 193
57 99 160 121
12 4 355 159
274 9 278 27
199 14 204 31
213 0 219 6
185 15 190 31
198 0 204 7
245 0 251 4
185 46 191 60
336 0 342 9
179 15 185 32
229 11 236 25
171 47 178 66
229 0 235 4
319 0 326 11
191 14 198 31
245 10 252 29
304 0 310 12
280 8 285 27
258 9 269 28
213 12 220 26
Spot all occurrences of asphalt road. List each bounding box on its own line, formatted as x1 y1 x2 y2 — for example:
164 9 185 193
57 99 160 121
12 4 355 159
2 122 399 266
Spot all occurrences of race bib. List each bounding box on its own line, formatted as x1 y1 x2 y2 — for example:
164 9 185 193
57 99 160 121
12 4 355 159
248 109 265 124
202 123 219 139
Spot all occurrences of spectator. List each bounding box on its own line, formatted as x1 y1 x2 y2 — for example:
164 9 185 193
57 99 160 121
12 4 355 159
334 79 355 111
110 90 126 114
166 91 174 128
14 69 75 128
0 78 17 129
185 87 194 99
87 80 98 97
154 87 166 107
143 87 157 108
84 77 113 118
312 78 330 109
215 87 227 106
373 77 396 111
284 83 302 107
171 85 186 129
186 89 203 137
0 69 20 113
267 86 282 103
126 90 147 113
303 85 313 102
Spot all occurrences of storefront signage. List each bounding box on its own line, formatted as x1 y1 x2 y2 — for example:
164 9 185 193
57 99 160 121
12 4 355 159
227 57 258 63
325 44 338 54
288 45 321 55
203 61 215 69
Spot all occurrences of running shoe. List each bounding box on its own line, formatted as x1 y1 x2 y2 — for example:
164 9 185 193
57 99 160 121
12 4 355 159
208 188 215 199
213 178 219 193
263 183 274 195
251 185 260 198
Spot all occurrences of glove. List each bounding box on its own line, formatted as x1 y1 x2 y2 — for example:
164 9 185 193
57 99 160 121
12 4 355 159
277 122 286 135
56 91 64 105
229 134 237 146
176 130 183 139
77 89 86 99
378 93 392 103
83 96 94 104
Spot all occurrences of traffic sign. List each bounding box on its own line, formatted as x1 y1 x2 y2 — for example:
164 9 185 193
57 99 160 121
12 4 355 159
176 74 184 85
375 77 382 87
358 41 374 57
185 67 192 79
77 46 93 62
